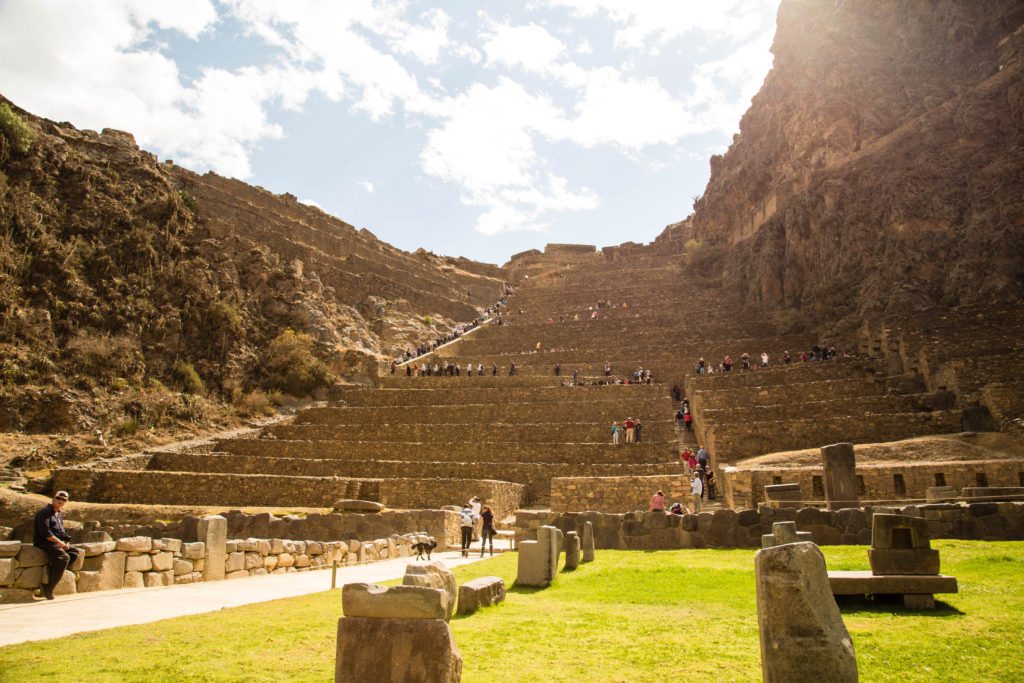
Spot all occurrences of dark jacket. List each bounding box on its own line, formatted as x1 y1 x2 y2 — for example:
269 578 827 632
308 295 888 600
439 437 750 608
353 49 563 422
33 504 69 548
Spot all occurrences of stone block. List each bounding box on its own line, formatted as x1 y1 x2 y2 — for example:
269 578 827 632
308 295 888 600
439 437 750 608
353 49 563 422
151 551 174 572
225 541 238 553
14 565 44 589
403 561 457 621
0 540 21 558
264 555 279 570
871 514 931 550
869 548 941 575
307 541 323 555
762 521 813 549
278 552 295 568
176 572 202 585
52 570 77 596
161 538 183 553
15 545 47 568
144 570 174 587
173 559 194 576
756 542 857 683
237 539 257 552
125 554 153 572
81 541 116 557
225 551 245 573
226 570 249 580
270 539 285 554
0 558 15 585
682 514 699 532
123 571 144 588
182 542 205 560
821 442 859 511
335 617 461 683
456 576 506 616
194 558 205 572
244 552 263 570
96 551 126 590
115 536 152 553
198 515 227 582
256 539 271 555
76 570 101 593
0 587 36 603
295 553 311 568
343 583 449 620
737 509 760 527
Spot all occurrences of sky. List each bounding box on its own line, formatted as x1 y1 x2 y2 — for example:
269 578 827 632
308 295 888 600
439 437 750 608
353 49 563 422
0 0 780 265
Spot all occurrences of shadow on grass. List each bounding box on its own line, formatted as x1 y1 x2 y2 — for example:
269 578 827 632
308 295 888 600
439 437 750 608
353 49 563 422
836 594 965 616
508 583 547 595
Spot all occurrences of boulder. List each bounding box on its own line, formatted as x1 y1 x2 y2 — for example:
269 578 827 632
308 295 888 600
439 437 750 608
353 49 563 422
15 545 47 568
123 571 144 588
0 587 35 603
335 617 461 683
564 531 581 570
755 542 857 683
0 540 23 558
14 565 43 589
182 542 205 560
0 558 15 585
173 559 194 576
225 552 245 573
125 554 153 572
403 561 457 621
343 583 449 620
82 541 117 557
52 570 77 596
456 577 506 616
76 571 101 593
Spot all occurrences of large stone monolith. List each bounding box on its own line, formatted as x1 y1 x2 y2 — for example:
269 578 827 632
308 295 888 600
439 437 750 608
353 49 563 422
516 525 562 587
197 515 227 582
564 531 581 570
821 443 859 510
755 541 858 683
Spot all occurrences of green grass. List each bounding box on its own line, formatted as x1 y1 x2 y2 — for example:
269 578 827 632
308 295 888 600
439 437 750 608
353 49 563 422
1 541 1021 682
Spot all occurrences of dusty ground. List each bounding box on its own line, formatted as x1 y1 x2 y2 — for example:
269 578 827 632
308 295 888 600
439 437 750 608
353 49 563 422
734 431 1024 470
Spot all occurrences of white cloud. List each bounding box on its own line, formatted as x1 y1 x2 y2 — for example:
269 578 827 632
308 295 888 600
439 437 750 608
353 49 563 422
539 0 771 49
483 23 566 73
688 29 775 134
576 38 593 55
359 180 375 193
300 197 323 209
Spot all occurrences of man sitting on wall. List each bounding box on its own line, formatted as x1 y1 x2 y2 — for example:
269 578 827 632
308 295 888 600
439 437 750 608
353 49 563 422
33 490 79 600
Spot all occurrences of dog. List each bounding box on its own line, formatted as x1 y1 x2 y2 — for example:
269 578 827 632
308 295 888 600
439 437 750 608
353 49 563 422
411 539 437 561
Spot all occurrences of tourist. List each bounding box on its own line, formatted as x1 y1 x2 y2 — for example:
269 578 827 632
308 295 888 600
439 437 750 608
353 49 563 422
572 369 578 385
690 473 704 513
611 421 621 445
783 350 791 364
469 495 482 541
649 489 666 512
478 363 484 376
459 504 475 558
760 352 769 367
466 362 473 377
623 417 636 443
675 409 685 430
740 352 751 370
723 354 733 371
705 468 717 501
683 410 693 432
697 445 709 470
696 357 706 374
509 362 517 376
680 447 693 471
491 363 497 376
634 417 642 443
480 506 496 556
669 502 684 515
33 490 78 600
554 363 560 376
604 361 611 376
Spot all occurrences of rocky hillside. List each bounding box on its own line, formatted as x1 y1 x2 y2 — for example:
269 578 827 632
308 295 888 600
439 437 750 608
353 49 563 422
0 96 503 442
657 0 1024 333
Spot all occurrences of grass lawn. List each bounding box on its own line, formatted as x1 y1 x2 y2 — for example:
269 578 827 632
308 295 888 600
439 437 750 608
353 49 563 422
1 540 1021 682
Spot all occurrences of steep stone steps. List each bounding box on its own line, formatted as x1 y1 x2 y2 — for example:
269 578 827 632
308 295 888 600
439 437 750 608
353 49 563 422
700 393 949 425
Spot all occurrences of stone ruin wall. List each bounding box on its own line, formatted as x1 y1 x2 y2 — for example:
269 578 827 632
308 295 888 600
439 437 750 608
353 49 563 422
550 474 691 513
722 459 1024 510
514 501 1024 551
51 469 526 520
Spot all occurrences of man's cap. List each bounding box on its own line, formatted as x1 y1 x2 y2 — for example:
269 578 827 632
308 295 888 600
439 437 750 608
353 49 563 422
54 490 70 501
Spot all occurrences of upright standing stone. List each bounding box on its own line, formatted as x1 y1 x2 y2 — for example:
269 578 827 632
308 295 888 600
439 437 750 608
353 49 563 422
762 521 814 549
516 525 562 587
581 521 595 563
869 514 939 575
821 443 859 510
564 532 581 570
755 542 858 683
198 515 227 582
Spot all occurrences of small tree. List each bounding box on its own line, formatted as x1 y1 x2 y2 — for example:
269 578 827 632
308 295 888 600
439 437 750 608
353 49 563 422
257 329 332 396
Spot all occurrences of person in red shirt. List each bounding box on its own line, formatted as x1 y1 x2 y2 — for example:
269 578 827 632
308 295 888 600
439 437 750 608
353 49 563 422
623 417 636 443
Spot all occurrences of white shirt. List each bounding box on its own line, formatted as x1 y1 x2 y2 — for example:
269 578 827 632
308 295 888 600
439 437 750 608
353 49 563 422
460 509 474 526
691 478 704 496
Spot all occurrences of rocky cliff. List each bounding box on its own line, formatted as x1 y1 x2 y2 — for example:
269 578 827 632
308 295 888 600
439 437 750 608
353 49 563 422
658 0 1024 332
0 96 503 439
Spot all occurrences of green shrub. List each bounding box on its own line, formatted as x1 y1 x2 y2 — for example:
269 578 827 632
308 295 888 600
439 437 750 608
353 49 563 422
423 315 433 326
0 102 34 153
113 418 139 437
172 360 206 395
257 329 332 396
236 389 274 417
178 191 198 215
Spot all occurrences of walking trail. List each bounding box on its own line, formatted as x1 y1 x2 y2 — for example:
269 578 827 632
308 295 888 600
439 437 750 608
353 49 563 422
0 548 493 647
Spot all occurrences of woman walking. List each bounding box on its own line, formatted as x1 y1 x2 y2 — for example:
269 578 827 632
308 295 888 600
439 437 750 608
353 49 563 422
480 506 496 556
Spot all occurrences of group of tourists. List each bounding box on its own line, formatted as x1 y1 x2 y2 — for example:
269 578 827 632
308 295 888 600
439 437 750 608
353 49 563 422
405 361 498 377
460 496 497 557
610 417 643 444
693 344 850 375
679 445 716 504
646 469 709 515
675 399 693 432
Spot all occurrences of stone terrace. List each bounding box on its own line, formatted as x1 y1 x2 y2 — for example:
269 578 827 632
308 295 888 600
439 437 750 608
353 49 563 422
53 244 1021 517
